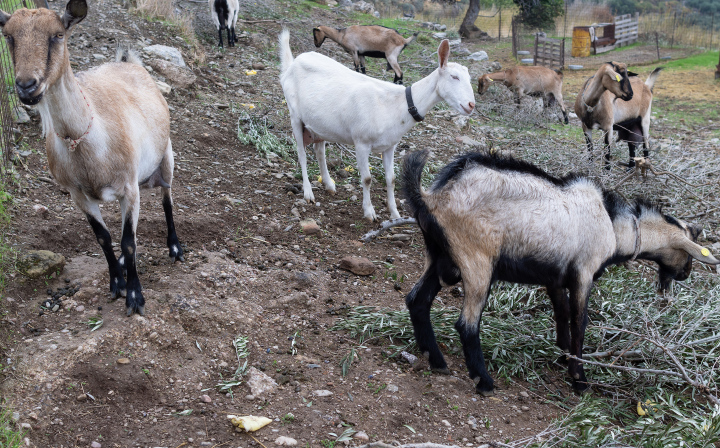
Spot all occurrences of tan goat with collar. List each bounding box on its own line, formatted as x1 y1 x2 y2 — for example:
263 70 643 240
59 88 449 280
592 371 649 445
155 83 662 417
0 0 184 316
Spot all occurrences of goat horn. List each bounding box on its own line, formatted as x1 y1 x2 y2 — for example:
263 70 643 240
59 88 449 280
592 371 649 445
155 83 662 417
678 238 720 265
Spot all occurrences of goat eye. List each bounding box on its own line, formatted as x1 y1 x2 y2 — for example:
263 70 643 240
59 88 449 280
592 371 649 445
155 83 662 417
451 75 459 80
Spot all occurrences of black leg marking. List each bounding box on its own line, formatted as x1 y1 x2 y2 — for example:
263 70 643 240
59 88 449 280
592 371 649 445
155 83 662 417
455 318 494 396
87 215 126 299
406 270 448 373
120 215 144 316
361 66 366 74
394 74 403 84
162 193 184 263
547 286 570 364
218 28 223 48
568 283 591 394
603 132 612 170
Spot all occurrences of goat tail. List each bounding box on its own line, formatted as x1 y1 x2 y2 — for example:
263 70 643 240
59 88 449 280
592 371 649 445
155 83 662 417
554 69 564 78
645 67 663 92
279 29 294 74
115 44 142 66
406 32 419 46
401 150 430 221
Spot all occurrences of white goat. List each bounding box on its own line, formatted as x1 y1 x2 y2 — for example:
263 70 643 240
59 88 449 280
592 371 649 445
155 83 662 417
278 29 475 221
209 0 239 47
0 0 183 316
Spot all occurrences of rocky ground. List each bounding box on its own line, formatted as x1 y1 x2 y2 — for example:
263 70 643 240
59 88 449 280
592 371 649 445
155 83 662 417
1 0 719 447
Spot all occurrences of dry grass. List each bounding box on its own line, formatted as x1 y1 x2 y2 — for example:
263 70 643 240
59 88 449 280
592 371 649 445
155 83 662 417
133 0 206 64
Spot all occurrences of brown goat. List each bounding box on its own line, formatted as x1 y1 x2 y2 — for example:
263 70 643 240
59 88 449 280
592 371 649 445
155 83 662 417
575 62 662 170
477 66 568 124
312 25 417 84
0 0 183 316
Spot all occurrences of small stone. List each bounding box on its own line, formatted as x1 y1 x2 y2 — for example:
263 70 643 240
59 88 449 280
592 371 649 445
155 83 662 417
442 419 451 427
274 436 297 446
245 367 278 397
519 391 529 398
149 332 158 340
28 412 38 421
313 390 333 397
400 351 418 365
11 412 19 422
91 442 102 448
338 256 375 276
390 233 410 241
522 406 530 411
252 62 266 70
467 51 489 61
75 305 85 312
13 106 30 124
20 423 31 430
200 394 212 403
93 54 106 60
386 384 398 393
307 364 321 369
155 81 172 95
143 45 186 67
77 393 87 402
116 358 130 365
354 432 369 442
33 204 50 219
300 218 320 235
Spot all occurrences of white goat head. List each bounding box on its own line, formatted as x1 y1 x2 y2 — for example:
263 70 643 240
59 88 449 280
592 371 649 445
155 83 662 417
435 40 475 116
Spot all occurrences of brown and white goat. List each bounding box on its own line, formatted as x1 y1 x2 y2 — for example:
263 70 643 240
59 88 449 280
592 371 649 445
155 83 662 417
402 150 719 395
477 65 568 124
313 25 418 84
0 0 183 316
575 62 663 170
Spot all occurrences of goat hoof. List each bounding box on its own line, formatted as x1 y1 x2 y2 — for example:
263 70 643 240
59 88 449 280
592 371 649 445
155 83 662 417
572 379 591 395
126 305 145 317
172 254 185 263
431 367 451 375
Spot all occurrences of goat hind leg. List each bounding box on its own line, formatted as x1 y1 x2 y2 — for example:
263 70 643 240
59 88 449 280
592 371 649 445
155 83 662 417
547 286 571 364
568 278 593 393
160 140 184 262
456 270 494 395
292 119 315 203
313 141 336 194
406 269 447 373
382 146 400 219
119 188 144 316
356 145 376 221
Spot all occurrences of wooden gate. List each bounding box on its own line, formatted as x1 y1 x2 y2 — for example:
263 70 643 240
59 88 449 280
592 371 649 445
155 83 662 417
533 35 565 70
614 12 639 48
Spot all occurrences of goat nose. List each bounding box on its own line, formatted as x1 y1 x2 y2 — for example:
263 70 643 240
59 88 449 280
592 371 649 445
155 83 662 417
16 78 37 91
468 102 475 110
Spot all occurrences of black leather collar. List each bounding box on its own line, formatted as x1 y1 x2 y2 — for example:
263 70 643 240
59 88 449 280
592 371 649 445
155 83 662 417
405 86 423 122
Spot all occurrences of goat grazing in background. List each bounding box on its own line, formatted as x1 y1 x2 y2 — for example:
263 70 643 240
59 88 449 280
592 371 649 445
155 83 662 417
210 0 239 47
279 29 475 221
0 0 184 316
477 65 569 124
313 25 418 84
575 62 663 170
402 150 719 395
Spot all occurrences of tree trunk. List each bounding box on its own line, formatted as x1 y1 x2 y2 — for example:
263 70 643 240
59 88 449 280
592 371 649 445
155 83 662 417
459 0 482 38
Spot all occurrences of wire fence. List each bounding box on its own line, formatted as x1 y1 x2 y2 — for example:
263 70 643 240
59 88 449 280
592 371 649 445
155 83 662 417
0 0 39 168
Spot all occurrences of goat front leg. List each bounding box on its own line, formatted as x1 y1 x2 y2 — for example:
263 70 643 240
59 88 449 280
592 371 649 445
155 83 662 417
547 286 570 363
356 144 376 221
119 188 144 316
568 277 593 394
455 265 494 395
291 119 315 203
76 194 126 299
217 28 223 48
351 52 362 73
406 267 446 373
382 146 400 219
313 141 336 195
603 129 613 171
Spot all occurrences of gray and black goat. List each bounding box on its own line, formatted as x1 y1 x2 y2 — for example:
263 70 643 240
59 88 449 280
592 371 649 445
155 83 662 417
402 150 719 395
209 0 238 47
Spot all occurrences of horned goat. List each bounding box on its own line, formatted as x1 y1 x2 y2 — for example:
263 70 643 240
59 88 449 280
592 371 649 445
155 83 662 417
0 0 184 316
477 65 569 124
402 150 719 395
209 0 239 47
312 25 418 84
279 29 475 221
575 62 662 170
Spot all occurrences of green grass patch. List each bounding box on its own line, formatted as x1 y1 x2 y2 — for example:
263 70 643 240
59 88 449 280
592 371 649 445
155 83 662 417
0 405 24 448
660 51 720 70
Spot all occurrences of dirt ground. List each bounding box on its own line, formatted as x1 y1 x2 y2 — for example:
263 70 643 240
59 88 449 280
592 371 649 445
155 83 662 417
1 0 718 447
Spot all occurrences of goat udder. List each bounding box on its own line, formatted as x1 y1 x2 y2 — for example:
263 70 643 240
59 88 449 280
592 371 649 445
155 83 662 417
302 126 323 146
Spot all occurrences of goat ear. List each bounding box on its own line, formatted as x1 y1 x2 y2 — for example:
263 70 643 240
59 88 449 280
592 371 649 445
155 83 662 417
62 0 87 30
677 238 720 265
0 10 10 27
627 71 639 77
438 39 449 69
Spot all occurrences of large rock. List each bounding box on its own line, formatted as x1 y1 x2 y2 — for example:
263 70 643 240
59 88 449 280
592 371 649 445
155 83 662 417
245 367 278 397
18 250 65 279
147 59 196 89
468 51 489 61
13 106 30 124
351 1 375 15
143 45 186 67
339 256 375 276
